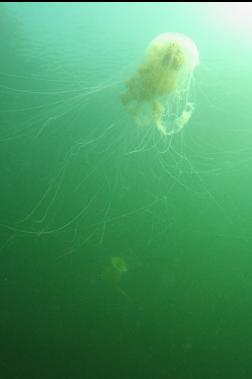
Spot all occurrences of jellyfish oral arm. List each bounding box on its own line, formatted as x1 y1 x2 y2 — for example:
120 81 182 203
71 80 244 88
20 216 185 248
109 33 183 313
174 102 194 132
158 102 194 136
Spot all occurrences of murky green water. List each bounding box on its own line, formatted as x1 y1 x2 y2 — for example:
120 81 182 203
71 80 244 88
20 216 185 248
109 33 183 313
1 3 252 378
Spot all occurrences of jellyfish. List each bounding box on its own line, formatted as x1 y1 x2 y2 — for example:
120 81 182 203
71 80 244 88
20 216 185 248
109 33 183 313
111 256 128 273
101 256 130 300
101 257 127 284
121 33 199 136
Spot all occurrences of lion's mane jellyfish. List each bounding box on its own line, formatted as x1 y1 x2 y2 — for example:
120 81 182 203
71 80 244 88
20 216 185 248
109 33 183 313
121 33 199 136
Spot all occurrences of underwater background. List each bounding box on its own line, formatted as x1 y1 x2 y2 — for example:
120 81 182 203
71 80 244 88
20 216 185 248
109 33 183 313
1 2 252 378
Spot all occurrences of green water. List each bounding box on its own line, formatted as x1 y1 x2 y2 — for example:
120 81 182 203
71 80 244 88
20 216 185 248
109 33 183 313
1 3 252 378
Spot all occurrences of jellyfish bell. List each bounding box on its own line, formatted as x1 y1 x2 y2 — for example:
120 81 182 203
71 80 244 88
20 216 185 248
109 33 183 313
149 32 199 75
121 32 199 136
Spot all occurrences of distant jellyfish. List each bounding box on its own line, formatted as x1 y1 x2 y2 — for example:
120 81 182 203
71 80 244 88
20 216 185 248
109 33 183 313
111 256 128 273
121 33 199 136
101 256 128 286
100 256 129 298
